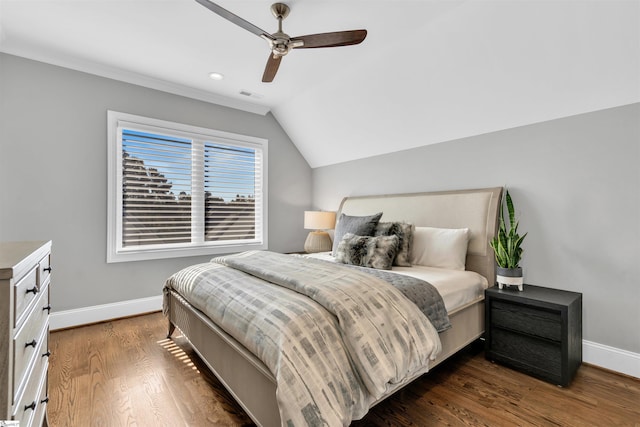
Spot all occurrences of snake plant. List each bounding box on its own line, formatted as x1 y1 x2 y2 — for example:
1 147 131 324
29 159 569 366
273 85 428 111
490 190 527 268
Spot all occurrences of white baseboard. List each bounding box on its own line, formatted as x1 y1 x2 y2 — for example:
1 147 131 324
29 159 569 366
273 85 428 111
50 295 163 331
583 340 640 379
50 296 639 379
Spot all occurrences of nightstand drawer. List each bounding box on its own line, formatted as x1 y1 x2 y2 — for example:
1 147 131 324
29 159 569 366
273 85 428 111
491 300 561 341
490 327 561 378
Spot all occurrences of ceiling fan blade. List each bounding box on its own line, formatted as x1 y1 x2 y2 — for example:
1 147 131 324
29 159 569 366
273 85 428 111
292 30 367 49
262 54 282 83
195 0 274 40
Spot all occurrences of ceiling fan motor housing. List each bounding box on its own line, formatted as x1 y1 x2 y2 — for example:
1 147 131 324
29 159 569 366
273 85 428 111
271 32 292 56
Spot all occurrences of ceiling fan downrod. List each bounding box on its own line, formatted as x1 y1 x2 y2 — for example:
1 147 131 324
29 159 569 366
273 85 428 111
270 3 295 57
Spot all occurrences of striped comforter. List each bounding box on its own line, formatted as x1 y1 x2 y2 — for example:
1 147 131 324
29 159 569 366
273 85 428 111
164 251 441 426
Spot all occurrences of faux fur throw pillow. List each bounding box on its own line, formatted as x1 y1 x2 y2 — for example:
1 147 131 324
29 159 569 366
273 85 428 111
331 212 383 255
335 233 399 270
375 221 414 266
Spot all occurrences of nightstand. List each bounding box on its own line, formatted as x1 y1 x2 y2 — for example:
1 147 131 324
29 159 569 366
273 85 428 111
485 284 582 386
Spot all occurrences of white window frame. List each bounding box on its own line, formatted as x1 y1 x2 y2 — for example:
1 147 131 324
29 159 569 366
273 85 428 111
107 111 268 263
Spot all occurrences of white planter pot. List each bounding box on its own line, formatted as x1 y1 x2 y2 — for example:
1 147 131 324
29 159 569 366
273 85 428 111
496 267 523 291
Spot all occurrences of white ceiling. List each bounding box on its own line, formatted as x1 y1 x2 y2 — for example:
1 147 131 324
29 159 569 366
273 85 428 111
1 0 638 167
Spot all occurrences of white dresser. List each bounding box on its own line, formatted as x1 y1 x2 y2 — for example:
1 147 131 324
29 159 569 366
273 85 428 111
1 241 51 427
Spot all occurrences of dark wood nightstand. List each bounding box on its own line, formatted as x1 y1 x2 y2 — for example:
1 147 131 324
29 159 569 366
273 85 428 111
485 284 582 386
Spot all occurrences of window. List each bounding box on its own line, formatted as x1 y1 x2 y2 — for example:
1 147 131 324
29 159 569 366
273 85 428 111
107 111 268 262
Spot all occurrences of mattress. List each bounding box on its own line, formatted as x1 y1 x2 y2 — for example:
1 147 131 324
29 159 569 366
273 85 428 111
302 252 489 313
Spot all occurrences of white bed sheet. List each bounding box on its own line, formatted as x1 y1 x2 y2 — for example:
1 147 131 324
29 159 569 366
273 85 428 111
301 252 488 313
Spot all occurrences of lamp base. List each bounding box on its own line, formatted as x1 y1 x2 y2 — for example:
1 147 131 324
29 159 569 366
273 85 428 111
304 231 332 253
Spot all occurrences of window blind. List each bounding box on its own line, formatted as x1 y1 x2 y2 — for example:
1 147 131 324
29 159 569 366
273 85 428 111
108 111 268 262
204 142 261 242
121 129 193 247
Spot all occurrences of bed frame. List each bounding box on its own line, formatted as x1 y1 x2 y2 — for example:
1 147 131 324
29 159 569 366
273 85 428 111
166 186 503 427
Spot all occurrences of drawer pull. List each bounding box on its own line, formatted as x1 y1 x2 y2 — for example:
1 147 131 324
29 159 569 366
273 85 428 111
26 285 39 295
24 401 37 411
44 304 52 314
25 339 37 348
41 397 49 404
43 350 51 358
43 266 52 273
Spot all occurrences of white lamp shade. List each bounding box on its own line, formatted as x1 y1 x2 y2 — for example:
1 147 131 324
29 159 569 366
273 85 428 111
304 211 336 230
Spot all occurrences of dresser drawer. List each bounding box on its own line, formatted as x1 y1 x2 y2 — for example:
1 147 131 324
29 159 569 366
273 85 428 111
32 369 49 427
491 299 561 341
14 266 39 328
13 285 49 403
14 339 48 427
38 253 51 288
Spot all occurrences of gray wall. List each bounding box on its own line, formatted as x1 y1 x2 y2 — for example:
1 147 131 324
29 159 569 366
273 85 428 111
0 53 312 312
313 103 640 354
1 51 638 355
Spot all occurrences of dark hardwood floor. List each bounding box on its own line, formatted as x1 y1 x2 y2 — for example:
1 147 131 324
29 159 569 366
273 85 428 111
48 312 640 426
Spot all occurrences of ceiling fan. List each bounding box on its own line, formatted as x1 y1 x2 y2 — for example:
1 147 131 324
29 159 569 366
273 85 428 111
195 0 367 82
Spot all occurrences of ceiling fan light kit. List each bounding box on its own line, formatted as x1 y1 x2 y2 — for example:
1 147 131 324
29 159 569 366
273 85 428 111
195 0 367 82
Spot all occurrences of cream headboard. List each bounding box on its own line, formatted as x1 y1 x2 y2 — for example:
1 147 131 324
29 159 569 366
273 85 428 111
336 187 503 284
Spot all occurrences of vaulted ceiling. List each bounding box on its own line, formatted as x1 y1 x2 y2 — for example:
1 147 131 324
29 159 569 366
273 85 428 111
1 0 638 167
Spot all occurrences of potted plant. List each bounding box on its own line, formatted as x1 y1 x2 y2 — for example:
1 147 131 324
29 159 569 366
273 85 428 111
490 190 527 290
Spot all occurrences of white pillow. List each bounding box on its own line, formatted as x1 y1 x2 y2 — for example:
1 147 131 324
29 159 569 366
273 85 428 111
411 226 470 270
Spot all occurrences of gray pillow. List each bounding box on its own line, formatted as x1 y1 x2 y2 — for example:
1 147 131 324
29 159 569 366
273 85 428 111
375 221 414 266
332 212 383 255
335 233 399 270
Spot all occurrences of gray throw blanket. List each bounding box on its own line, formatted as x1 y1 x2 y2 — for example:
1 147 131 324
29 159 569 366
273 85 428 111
337 263 451 332
165 251 441 426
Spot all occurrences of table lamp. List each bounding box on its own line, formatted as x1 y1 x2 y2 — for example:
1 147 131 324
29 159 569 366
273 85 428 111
303 211 336 253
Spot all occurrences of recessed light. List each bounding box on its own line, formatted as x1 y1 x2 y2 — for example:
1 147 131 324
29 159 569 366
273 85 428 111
209 72 224 81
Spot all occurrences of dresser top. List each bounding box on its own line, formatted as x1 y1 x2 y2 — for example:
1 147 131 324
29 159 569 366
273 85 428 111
0 241 51 280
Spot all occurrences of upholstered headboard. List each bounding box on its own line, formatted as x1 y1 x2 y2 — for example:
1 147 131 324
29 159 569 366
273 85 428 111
336 187 503 284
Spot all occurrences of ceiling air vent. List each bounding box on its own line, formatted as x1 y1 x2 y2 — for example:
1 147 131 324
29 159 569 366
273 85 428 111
239 90 263 99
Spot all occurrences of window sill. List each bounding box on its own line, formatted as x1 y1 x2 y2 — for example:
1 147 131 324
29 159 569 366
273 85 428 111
107 242 268 263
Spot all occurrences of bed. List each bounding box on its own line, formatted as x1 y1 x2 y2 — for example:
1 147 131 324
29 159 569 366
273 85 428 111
164 186 503 426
